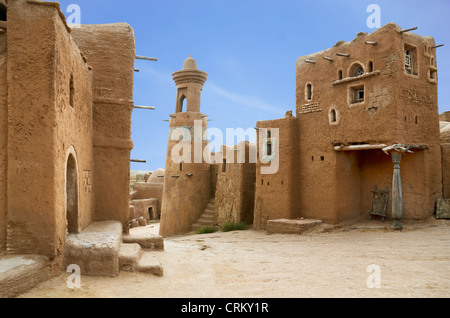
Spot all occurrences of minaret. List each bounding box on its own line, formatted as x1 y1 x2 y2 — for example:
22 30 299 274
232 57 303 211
159 55 212 237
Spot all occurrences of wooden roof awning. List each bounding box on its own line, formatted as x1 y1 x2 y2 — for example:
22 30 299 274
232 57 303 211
334 143 428 153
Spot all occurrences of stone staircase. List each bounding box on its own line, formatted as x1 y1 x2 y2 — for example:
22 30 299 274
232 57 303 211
191 198 217 232
65 221 163 277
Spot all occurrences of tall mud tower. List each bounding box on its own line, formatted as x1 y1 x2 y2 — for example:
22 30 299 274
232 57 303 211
159 55 212 237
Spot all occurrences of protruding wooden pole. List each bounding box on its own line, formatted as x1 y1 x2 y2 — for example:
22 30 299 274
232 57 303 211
135 56 158 61
400 27 417 34
133 105 156 110
130 159 147 163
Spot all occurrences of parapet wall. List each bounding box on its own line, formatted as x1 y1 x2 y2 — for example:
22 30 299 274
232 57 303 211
0 29 6 250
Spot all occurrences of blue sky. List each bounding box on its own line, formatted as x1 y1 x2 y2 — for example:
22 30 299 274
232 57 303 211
56 0 450 172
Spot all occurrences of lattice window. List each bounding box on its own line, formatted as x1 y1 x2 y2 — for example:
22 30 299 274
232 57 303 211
405 50 412 74
353 87 365 104
355 66 364 76
404 45 417 75
300 102 321 114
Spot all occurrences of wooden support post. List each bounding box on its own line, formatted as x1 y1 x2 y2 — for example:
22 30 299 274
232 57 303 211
323 56 334 61
391 151 403 230
336 53 349 57
365 41 377 45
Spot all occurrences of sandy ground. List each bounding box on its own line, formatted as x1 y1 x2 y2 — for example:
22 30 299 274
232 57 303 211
18 217 450 298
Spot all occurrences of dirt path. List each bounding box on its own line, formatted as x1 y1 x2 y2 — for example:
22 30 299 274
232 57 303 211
19 217 450 298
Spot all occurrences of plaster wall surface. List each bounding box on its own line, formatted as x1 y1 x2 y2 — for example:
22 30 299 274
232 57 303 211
71 23 135 230
442 125 450 199
160 112 212 237
4 1 94 270
254 114 300 229
215 142 256 226
293 23 442 223
0 29 6 250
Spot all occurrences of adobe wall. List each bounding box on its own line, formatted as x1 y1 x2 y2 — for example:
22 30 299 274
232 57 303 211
5 1 70 261
133 183 163 202
159 113 212 237
441 126 450 199
215 142 256 225
53 3 94 241
71 23 135 231
0 29 6 250
440 112 450 122
295 23 442 223
254 113 300 229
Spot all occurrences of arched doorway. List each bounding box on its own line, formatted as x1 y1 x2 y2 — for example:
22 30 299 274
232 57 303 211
66 153 79 233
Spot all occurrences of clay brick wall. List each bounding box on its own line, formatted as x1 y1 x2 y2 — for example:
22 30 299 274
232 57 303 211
5 1 93 263
0 29 6 250
71 23 135 230
160 113 212 236
215 142 256 225
254 114 300 229
294 23 442 223
53 5 94 242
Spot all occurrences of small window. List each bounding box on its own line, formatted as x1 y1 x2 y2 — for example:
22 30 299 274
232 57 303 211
267 130 271 139
261 179 264 185
180 162 183 172
430 57 434 66
349 63 365 77
430 70 437 80
404 45 418 75
352 86 365 104
69 74 74 108
222 160 226 173
415 116 418 125
306 83 312 101
338 70 343 80
178 95 187 113
0 3 6 22
405 50 412 74
267 142 272 156
331 109 337 123
311 156 314 162
368 61 373 72
320 156 325 162
355 66 364 76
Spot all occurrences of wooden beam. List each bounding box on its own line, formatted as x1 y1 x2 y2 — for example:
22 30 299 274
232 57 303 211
400 27 418 34
130 159 147 163
135 55 158 61
133 105 156 110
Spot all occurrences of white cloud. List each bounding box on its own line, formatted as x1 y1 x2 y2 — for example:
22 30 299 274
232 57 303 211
207 82 282 114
